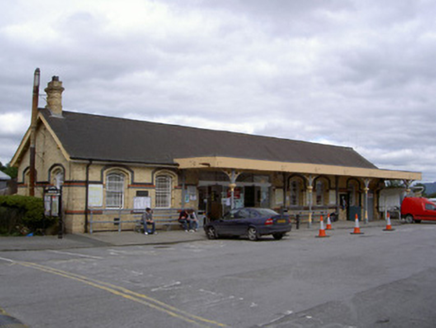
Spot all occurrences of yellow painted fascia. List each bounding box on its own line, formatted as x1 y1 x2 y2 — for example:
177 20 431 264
174 156 422 180
10 128 31 167
39 114 71 161
11 113 71 167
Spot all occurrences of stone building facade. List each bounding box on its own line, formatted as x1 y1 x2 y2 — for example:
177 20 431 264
11 76 421 233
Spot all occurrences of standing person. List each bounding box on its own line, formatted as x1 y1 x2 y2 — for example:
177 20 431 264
142 207 156 235
178 208 191 232
188 209 199 232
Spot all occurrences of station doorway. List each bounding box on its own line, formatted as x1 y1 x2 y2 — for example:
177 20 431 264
198 184 271 220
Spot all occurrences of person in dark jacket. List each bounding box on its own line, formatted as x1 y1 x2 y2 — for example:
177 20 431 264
178 209 191 232
142 207 156 235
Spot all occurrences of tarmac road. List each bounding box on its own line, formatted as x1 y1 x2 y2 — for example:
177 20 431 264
1 220 435 327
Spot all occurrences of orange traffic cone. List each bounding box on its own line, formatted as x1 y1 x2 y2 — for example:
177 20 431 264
326 213 333 230
316 215 329 238
383 212 395 231
350 214 364 235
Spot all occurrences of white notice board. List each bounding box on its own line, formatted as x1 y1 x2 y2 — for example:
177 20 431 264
88 184 103 207
134 196 151 211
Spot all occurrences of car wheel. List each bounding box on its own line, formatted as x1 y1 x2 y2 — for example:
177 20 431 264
247 227 259 241
272 233 284 240
405 214 414 224
206 226 218 239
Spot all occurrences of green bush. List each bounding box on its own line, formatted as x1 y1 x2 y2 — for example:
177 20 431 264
0 195 56 235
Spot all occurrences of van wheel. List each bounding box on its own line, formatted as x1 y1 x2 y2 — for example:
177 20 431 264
405 215 414 224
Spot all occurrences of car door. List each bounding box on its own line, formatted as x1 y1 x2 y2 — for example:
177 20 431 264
213 209 238 235
231 209 252 235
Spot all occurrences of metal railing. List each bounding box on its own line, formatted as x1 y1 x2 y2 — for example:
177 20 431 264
88 208 205 234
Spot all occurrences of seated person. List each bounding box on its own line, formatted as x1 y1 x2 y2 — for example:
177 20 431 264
141 207 156 235
178 209 192 232
188 209 199 232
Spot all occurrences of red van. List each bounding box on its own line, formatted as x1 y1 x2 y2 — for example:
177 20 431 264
401 197 436 223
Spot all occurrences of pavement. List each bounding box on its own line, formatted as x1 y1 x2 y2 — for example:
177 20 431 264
0 219 401 252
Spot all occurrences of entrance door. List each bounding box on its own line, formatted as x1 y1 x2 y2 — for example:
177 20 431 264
348 206 361 221
245 186 255 207
198 185 224 220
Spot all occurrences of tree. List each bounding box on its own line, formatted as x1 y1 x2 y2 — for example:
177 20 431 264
0 161 17 179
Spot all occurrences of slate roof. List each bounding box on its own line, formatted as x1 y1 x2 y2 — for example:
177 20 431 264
40 109 378 169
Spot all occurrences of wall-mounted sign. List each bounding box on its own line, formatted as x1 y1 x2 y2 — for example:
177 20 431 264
44 187 61 217
88 184 103 207
134 196 151 211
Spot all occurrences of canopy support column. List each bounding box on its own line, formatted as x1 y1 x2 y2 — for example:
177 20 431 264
363 178 371 224
223 169 242 210
305 175 315 228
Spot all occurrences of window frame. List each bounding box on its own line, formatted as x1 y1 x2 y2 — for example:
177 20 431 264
106 172 125 209
155 175 172 208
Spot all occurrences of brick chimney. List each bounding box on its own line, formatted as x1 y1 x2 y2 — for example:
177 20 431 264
45 76 64 115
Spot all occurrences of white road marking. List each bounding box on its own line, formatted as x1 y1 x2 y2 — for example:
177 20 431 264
48 250 103 259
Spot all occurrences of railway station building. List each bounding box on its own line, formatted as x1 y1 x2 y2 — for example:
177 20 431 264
11 76 421 233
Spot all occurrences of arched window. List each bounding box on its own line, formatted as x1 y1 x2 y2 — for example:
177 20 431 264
51 168 64 189
106 173 125 208
155 175 172 208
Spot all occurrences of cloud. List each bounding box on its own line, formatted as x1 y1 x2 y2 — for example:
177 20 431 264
1 0 435 181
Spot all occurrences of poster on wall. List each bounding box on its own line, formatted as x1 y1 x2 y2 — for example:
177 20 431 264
88 184 103 207
275 188 284 205
134 196 151 212
187 186 197 201
329 190 336 205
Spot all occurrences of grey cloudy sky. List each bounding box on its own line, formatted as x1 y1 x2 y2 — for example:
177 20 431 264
1 0 435 181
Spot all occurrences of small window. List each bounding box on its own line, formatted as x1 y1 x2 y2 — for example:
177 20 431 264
106 173 125 208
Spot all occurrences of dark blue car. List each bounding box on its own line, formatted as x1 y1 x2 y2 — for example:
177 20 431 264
204 208 291 241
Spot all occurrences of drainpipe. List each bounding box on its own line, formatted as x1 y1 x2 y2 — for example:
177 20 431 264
335 176 340 218
84 160 92 233
282 173 287 218
181 170 186 209
29 68 40 196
